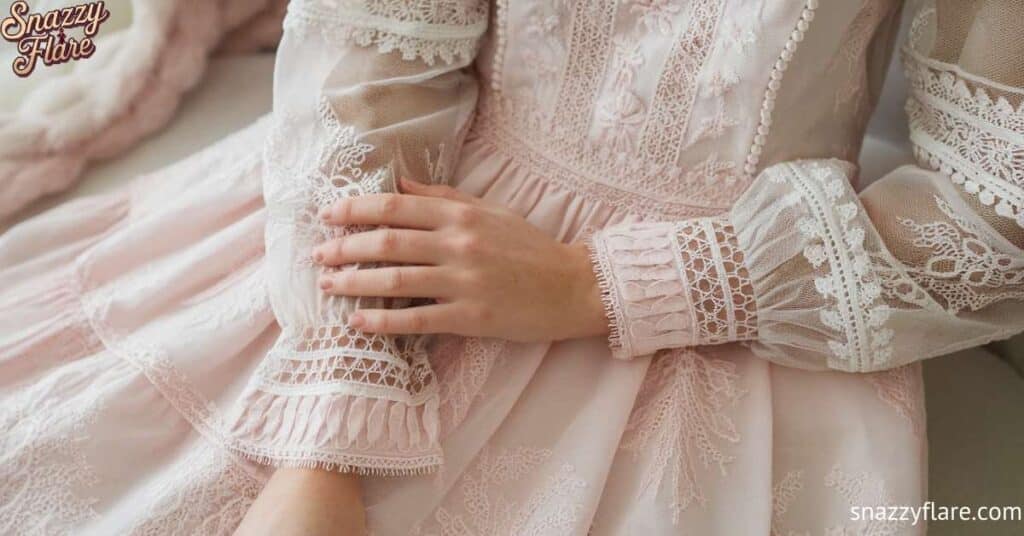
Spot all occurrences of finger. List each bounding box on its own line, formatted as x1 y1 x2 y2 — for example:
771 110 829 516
314 229 446 266
348 303 463 335
400 178 482 205
319 266 457 298
319 194 456 229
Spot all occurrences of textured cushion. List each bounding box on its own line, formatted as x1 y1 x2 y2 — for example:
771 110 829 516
3 53 275 228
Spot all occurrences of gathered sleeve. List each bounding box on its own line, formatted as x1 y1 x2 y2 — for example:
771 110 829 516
588 0 1024 372
226 0 487 474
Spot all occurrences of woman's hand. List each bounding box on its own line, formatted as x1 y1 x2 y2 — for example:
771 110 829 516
313 178 609 342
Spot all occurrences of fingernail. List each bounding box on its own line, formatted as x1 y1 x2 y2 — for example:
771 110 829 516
348 313 364 328
319 277 333 290
318 207 331 221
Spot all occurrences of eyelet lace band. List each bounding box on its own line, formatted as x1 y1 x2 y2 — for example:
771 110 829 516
588 217 756 360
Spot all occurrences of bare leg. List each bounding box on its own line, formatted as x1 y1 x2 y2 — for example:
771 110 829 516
235 468 367 536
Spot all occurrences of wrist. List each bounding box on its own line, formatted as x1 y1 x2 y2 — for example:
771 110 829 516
566 242 611 339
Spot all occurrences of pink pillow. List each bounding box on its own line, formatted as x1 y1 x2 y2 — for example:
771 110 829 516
0 0 287 221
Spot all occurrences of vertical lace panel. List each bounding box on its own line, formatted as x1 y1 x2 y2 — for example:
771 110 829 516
638 0 726 164
551 0 619 162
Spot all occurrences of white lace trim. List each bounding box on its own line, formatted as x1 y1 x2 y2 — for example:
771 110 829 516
587 233 631 359
904 50 1024 228
672 218 757 344
233 97 443 473
823 465 903 536
621 349 744 524
285 0 487 65
899 196 1024 313
588 217 755 360
770 161 894 372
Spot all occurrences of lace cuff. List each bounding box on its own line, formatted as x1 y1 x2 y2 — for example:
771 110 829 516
588 218 757 360
227 326 441 475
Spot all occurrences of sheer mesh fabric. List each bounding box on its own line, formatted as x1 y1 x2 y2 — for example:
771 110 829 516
590 0 1024 371
226 0 485 474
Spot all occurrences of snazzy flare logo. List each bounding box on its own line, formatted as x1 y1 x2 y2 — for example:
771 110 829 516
1 1 110 77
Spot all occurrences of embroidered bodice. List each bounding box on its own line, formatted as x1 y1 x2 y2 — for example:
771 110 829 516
473 0 894 218
223 0 1024 475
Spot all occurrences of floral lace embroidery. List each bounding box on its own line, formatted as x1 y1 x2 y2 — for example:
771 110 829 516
0 363 103 536
723 19 760 54
771 470 804 536
431 336 506 436
519 7 566 108
772 466 904 536
772 161 894 372
284 0 488 65
688 102 740 147
473 108 729 218
629 0 681 35
823 466 902 536
620 349 744 524
126 442 263 536
182 255 269 331
904 49 1024 227
595 35 647 156
866 364 925 437
411 447 588 535
899 196 1024 313
262 101 433 399
476 0 781 215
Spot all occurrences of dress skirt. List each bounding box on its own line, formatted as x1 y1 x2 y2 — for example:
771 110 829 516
0 117 927 535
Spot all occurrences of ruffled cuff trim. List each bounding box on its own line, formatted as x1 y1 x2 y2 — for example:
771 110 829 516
227 324 443 476
587 233 630 360
589 217 757 359
587 222 698 360
228 388 442 476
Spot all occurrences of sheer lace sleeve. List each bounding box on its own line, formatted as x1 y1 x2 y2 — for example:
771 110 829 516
225 0 486 474
588 0 1024 372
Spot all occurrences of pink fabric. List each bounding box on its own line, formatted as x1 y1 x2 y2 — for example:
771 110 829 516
0 0 956 534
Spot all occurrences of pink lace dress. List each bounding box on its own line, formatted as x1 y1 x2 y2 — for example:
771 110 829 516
3 0 1023 534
